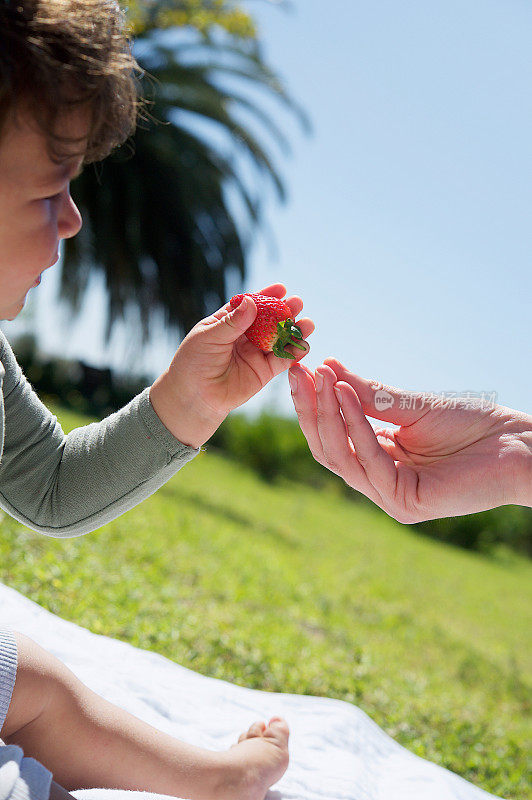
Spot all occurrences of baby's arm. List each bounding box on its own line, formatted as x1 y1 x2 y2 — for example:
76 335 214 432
1 633 222 797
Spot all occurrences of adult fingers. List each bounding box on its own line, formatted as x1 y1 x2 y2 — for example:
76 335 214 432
314 366 354 477
323 357 429 427
288 363 325 463
373 427 411 462
333 380 399 501
314 367 384 502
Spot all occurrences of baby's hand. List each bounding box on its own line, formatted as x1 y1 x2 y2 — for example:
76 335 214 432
150 283 313 448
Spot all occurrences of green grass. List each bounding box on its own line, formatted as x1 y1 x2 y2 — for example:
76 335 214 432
1 403 531 799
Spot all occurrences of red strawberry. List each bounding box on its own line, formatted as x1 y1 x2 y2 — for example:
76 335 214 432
229 293 306 359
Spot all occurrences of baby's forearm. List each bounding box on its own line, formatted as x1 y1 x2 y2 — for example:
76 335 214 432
2 633 221 796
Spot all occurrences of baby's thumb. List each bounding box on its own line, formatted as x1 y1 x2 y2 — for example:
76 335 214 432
213 295 257 344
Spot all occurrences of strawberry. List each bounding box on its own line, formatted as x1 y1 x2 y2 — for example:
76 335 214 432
229 292 306 359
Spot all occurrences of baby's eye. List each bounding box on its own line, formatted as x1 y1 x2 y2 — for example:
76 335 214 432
44 192 62 202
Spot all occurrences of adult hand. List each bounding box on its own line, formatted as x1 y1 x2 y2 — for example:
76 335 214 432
289 358 532 523
150 284 313 448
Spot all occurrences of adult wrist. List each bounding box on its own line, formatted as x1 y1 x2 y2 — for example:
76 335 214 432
516 420 532 507
501 408 532 507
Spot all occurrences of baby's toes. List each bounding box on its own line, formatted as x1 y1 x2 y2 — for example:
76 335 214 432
237 720 267 743
264 717 290 746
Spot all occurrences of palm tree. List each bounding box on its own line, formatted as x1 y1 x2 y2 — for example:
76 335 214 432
62 3 308 343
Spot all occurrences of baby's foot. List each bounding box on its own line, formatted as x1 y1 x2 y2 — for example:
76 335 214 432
215 716 289 800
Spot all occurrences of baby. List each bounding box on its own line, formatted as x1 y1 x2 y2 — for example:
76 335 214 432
0 1 313 798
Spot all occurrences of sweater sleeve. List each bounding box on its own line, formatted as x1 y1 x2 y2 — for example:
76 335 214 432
0 629 17 733
0 333 199 537
0 629 52 800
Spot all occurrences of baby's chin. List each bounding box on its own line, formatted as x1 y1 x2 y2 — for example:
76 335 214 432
1 296 27 321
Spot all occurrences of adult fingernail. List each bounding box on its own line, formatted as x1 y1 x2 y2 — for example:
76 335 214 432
334 385 342 405
288 371 298 393
315 372 323 392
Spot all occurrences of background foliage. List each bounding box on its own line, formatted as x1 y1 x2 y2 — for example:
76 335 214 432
127 0 258 39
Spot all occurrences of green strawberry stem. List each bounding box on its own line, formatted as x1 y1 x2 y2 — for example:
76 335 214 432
272 319 306 359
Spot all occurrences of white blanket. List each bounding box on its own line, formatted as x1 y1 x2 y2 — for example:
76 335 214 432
0 583 503 800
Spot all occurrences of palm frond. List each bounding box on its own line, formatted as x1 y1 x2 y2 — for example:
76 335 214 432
60 17 308 344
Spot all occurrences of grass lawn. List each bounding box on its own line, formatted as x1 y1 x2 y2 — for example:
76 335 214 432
0 403 530 799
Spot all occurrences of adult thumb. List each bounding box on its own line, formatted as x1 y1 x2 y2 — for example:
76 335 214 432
212 295 257 344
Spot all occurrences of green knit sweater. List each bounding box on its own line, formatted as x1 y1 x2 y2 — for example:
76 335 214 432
0 330 199 536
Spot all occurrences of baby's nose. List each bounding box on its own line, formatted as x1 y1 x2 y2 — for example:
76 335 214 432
58 194 82 240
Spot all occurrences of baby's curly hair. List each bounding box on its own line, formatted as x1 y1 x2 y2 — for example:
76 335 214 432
0 0 141 163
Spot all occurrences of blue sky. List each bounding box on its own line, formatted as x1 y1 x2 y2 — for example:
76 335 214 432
9 0 532 417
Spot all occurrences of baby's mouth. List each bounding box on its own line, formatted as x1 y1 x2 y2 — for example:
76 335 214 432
48 251 60 268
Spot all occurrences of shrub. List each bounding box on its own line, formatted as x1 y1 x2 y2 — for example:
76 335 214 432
417 506 532 557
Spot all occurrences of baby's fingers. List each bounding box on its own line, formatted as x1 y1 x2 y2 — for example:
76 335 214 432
258 283 286 298
257 283 304 319
284 294 304 319
292 316 314 341
266 316 314 376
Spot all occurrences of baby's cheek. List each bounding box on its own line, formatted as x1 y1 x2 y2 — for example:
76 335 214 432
34 199 59 231
14 227 56 275
0 201 56 275
0 224 28 272
30 207 59 251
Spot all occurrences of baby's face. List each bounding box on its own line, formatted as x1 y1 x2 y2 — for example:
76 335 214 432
0 108 85 320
